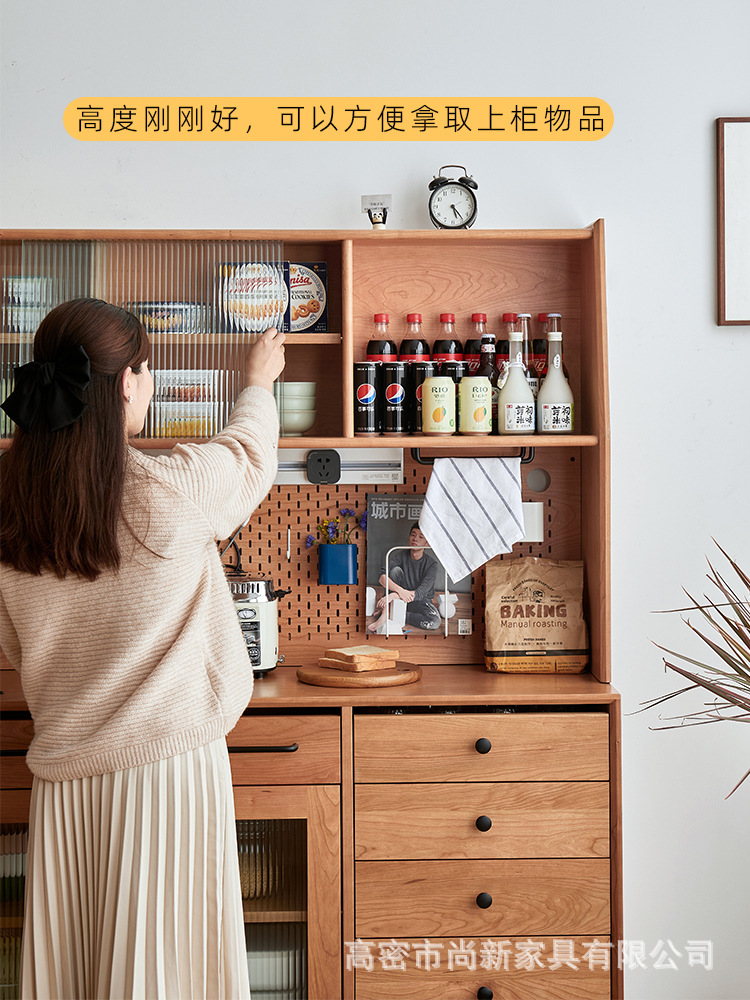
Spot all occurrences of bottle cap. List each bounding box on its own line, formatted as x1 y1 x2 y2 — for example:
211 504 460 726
374 313 389 323
440 313 455 323
547 312 562 318
406 312 422 323
502 312 517 322
537 313 548 322
471 312 487 322
517 312 531 319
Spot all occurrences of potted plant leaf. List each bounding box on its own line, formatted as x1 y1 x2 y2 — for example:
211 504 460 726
641 541 750 796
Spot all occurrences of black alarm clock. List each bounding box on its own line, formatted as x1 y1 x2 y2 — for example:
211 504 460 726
428 165 478 229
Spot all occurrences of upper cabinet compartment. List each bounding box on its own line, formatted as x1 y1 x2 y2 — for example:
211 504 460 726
344 227 607 443
0 234 345 442
1 227 606 449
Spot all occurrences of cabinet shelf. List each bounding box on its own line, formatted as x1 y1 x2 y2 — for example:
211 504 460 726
243 902 307 924
0 431 599 451
115 434 598 451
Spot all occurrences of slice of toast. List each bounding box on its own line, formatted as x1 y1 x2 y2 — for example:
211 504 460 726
325 644 399 663
317 656 397 673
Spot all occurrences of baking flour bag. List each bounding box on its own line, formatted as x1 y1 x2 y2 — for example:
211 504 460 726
484 556 589 673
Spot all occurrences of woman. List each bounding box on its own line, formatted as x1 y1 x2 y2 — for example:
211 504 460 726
368 522 442 633
0 297 285 999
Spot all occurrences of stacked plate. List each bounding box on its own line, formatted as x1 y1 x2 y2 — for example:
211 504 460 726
273 381 316 436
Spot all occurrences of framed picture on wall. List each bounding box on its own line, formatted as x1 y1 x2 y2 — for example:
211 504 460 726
717 117 750 325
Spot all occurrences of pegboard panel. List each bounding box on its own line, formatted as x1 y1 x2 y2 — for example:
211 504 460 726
221 449 582 667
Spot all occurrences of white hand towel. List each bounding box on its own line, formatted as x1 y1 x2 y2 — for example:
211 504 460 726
419 457 525 582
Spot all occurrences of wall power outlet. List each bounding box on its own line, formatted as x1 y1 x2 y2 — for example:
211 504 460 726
306 449 342 484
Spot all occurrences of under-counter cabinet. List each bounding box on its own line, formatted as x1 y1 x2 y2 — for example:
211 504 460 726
228 712 342 1000
0 710 343 1000
353 708 614 1000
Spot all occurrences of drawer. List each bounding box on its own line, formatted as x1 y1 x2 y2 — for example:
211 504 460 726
355 782 610 860
227 714 340 784
0 669 26 710
355 859 610 938
0 757 34 789
354 937 611 1000
0 716 34 788
0 716 33 751
354 712 609 783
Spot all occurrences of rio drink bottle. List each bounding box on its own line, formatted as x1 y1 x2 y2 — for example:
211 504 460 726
458 376 492 434
411 360 436 432
421 376 456 434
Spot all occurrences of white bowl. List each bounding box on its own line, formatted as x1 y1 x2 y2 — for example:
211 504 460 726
276 392 317 406
279 408 316 436
274 381 317 399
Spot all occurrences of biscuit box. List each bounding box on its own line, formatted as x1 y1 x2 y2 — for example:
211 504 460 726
289 262 328 333
218 261 291 333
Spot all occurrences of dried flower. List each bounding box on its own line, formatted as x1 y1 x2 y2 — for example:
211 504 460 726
306 508 366 546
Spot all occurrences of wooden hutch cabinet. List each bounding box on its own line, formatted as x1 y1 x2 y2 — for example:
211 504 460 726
0 223 620 999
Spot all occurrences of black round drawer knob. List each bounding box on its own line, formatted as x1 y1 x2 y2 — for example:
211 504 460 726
475 891 493 909
475 815 493 832
477 988 494 1000
474 737 492 754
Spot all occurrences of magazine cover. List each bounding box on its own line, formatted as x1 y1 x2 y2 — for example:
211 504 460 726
365 493 473 636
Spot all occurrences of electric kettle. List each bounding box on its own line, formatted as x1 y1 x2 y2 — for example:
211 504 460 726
228 577 290 678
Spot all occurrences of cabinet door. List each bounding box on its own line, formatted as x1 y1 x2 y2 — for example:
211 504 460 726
234 784 341 1000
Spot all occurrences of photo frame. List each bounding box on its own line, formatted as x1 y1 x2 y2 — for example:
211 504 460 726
717 117 750 325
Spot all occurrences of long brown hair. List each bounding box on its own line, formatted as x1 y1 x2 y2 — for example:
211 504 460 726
0 298 151 580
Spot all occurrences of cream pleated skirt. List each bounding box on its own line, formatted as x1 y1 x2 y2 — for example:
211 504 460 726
20 738 251 1000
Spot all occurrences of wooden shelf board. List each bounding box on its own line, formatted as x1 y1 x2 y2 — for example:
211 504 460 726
1 227 598 244
242 907 307 924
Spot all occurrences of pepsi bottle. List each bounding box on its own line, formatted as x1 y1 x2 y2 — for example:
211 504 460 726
432 313 463 365
366 313 397 362
398 313 430 361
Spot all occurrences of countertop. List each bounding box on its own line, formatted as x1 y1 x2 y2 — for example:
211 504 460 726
247 663 619 708
0 663 619 714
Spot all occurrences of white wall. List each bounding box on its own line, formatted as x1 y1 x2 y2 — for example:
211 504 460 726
2 1 749 996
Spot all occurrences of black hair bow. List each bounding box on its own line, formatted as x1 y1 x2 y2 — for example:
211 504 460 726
0 345 91 433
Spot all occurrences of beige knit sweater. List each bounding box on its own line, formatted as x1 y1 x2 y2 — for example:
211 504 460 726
0 386 279 782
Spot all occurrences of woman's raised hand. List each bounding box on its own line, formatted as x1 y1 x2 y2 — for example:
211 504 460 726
243 327 286 391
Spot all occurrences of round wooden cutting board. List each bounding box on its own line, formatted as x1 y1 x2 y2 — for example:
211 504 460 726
296 663 422 688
